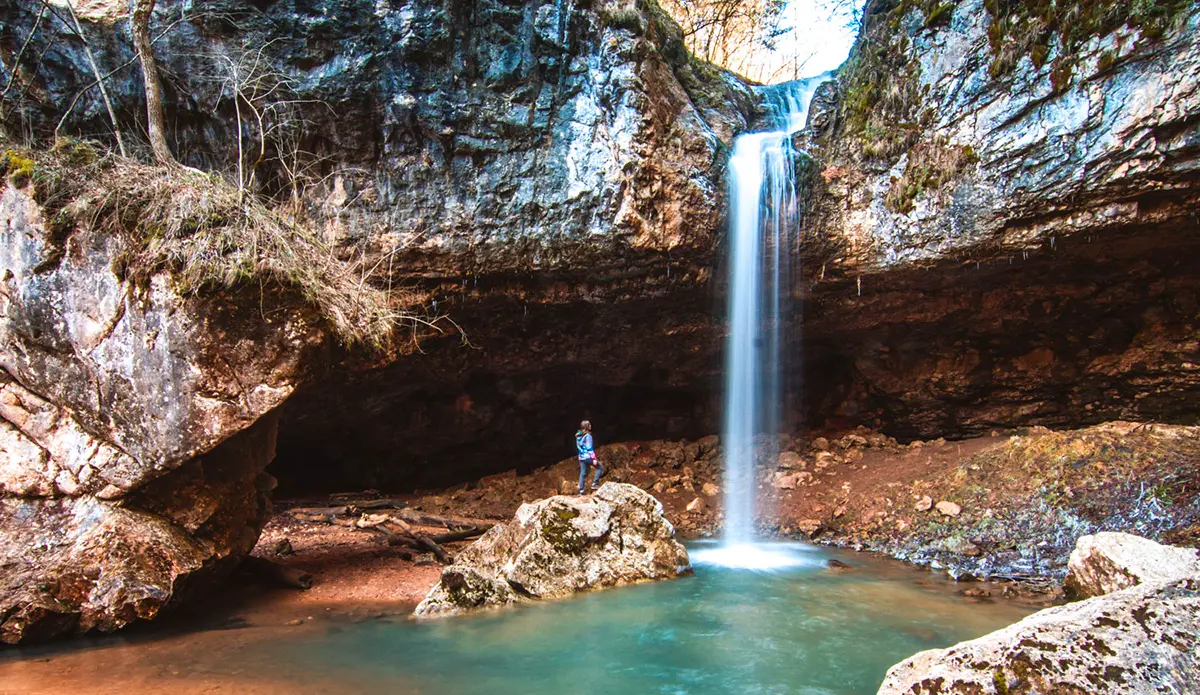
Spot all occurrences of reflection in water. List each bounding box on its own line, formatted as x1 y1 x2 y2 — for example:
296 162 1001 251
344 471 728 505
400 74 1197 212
0 544 1036 695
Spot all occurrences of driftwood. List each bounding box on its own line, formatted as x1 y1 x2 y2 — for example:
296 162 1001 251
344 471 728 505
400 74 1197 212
284 503 494 565
242 556 313 590
351 513 492 564
287 505 493 532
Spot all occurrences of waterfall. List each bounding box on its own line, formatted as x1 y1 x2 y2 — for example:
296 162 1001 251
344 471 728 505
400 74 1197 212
721 74 829 552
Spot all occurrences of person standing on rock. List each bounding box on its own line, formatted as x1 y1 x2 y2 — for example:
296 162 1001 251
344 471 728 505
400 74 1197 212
576 420 604 494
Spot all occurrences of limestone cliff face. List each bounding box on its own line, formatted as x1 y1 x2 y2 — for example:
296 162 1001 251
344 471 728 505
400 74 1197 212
4 0 752 277
809 0 1200 269
801 0 1200 437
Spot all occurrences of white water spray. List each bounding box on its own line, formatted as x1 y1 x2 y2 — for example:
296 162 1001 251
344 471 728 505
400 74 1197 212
718 74 829 567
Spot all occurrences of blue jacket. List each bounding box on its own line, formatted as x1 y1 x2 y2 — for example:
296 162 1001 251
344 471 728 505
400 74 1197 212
576 431 595 461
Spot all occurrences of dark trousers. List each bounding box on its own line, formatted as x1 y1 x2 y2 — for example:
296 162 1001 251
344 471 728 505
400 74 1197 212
579 458 603 492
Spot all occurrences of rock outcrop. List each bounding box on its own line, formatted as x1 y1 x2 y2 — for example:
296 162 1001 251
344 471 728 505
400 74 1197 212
0 0 747 640
2 0 759 492
877 534 1200 695
414 482 690 618
801 0 1200 439
1065 531 1200 599
0 183 322 643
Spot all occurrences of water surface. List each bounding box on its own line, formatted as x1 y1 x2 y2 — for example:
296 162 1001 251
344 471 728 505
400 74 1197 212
0 543 1036 694
279 543 1033 695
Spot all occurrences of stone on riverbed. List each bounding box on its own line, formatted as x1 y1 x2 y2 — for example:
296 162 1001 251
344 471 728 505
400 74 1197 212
876 578 1200 695
414 483 690 618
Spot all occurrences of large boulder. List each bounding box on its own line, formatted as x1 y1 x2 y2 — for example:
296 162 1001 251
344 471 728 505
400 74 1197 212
877 578 1200 695
877 534 1200 694
1065 532 1200 599
0 184 322 643
414 483 690 618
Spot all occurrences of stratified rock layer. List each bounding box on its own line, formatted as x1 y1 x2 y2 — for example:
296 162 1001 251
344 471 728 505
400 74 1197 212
414 482 690 618
801 1 1200 438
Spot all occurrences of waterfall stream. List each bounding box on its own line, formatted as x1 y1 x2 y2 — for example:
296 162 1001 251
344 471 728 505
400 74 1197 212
716 74 830 566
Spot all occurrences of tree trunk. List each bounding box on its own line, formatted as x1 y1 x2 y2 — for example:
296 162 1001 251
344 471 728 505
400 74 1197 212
132 0 175 165
60 0 127 157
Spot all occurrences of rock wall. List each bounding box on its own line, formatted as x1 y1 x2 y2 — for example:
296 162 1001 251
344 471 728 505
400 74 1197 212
0 0 751 639
2 0 760 492
801 0 1200 438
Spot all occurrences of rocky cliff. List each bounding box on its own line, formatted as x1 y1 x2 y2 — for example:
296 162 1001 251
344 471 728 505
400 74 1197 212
2 0 1200 643
0 0 750 640
802 0 1200 438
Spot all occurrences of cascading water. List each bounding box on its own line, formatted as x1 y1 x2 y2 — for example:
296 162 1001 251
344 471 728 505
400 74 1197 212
693 74 830 570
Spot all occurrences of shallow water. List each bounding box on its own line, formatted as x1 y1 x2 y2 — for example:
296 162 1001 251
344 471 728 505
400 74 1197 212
279 543 1033 695
0 543 1037 695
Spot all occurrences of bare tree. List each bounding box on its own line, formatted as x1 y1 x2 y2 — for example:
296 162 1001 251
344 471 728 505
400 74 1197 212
659 0 789 80
204 41 328 204
133 0 176 165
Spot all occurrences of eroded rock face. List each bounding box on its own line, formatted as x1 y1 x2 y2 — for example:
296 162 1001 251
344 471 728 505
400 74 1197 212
0 185 322 643
414 482 690 618
799 1 1200 438
1065 532 1200 599
4 0 752 276
877 577 1200 695
812 0 1200 270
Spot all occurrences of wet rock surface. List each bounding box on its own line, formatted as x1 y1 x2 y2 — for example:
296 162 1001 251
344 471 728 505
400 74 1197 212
414 483 689 618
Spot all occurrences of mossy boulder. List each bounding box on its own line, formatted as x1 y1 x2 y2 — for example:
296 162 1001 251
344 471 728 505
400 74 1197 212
414 483 690 619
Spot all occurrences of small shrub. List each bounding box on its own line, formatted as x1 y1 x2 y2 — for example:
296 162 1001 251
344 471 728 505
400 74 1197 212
884 138 980 214
983 0 1191 84
601 6 643 34
2 150 35 188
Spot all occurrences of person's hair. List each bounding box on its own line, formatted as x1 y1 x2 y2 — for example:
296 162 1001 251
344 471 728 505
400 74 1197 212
580 420 591 432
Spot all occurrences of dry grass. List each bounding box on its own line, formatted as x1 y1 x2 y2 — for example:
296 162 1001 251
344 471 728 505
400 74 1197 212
884 138 979 214
6 138 426 349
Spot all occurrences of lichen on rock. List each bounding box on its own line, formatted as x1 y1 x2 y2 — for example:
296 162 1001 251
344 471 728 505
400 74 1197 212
414 483 690 619
877 534 1200 695
1065 531 1200 599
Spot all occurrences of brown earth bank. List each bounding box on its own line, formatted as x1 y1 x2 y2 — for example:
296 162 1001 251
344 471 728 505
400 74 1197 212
263 420 1198 601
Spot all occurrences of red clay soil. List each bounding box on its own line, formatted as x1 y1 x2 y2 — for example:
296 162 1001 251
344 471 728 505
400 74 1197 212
242 421 1199 608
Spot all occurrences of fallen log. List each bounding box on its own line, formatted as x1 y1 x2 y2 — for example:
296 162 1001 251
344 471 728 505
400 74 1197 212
415 534 451 564
242 556 313 590
347 498 408 512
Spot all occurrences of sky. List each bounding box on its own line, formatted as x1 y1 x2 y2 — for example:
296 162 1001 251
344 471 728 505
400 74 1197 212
758 0 860 82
